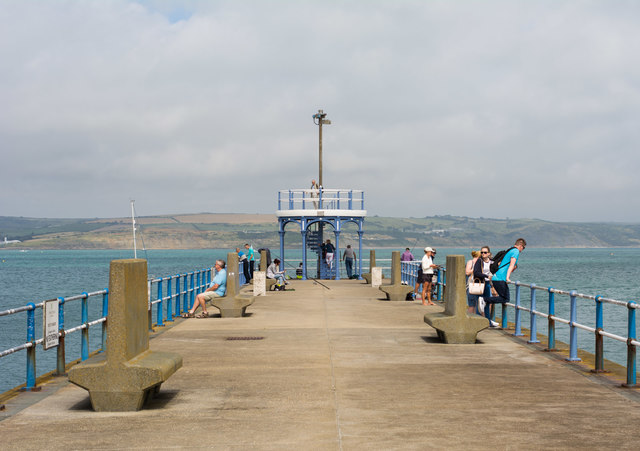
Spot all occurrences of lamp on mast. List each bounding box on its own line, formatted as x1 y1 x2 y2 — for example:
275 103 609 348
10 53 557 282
312 109 331 186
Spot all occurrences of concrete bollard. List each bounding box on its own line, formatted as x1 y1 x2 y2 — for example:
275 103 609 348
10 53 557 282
68 259 182 411
424 255 488 343
209 252 256 317
362 250 376 284
379 251 414 301
259 250 277 291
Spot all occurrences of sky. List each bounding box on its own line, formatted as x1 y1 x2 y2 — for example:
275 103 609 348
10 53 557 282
2 0 640 222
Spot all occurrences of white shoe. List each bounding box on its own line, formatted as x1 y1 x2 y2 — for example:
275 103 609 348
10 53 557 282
489 320 499 328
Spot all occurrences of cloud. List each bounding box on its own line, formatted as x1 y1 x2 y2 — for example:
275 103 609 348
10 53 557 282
1 0 640 221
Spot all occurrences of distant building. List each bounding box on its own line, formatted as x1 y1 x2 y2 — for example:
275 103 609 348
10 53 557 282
2 237 21 245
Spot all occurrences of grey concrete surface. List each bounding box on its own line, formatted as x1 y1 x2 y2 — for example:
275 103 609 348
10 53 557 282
2 279 640 450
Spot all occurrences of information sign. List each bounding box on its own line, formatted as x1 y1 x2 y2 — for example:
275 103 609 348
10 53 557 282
43 299 60 350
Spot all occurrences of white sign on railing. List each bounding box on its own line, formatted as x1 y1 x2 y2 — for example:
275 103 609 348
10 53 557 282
43 299 59 350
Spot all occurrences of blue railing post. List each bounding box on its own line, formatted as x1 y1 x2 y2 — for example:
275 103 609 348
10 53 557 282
174 275 181 317
514 282 523 336
623 302 637 387
81 292 89 361
156 279 164 327
189 272 195 311
566 290 581 361
26 302 36 390
289 190 294 210
547 288 556 351
528 284 540 344
56 297 66 375
593 295 605 373
101 290 108 351
166 277 173 322
183 274 189 312
349 190 353 209
278 191 281 210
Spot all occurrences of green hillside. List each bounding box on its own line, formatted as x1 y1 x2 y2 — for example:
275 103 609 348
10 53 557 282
1 214 639 249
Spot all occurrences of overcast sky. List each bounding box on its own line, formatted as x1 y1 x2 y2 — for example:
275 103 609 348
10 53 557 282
2 0 640 222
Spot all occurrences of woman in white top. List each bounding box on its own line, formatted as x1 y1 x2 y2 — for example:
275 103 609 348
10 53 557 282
417 247 438 305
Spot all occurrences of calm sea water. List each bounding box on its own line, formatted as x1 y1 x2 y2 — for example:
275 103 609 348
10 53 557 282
1 247 639 394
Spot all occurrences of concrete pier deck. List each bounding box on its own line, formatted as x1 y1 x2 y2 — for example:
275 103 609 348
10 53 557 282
2 279 640 450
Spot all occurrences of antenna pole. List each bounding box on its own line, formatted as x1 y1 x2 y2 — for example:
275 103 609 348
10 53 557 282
131 200 137 259
313 109 331 186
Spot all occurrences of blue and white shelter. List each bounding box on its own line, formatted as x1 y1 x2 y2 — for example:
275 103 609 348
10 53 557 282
277 188 366 280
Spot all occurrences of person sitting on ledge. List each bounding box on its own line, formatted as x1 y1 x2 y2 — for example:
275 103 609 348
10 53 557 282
181 259 227 318
267 258 287 287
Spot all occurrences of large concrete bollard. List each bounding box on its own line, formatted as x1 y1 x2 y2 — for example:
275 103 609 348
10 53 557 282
68 259 182 411
259 250 277 291
209 252 256 317
362 250 376 284
379 251 414 301
423 255 488 343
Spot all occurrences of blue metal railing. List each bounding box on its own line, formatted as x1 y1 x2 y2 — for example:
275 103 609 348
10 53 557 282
399 261 639 386
277 188 365 212
501 281 640 386
401 261 445 301
0 264 230 393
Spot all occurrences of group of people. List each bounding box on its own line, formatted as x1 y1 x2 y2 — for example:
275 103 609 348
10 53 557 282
320 239 358 279
179 237 527 320
465 238 527 327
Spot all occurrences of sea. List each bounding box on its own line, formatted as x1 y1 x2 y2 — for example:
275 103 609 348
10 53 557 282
1 247 639 395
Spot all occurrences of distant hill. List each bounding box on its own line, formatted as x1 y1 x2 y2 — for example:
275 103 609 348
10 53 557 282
1 213 640 249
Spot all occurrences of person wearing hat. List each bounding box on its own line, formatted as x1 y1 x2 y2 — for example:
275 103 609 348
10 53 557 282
415 247 438 305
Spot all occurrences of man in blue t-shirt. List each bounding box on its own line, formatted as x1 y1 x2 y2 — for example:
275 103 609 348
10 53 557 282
485 238 527 326
182 259 227 318
245 243 255 278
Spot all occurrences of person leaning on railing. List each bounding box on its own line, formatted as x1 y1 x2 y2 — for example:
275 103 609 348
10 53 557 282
484 238 527 323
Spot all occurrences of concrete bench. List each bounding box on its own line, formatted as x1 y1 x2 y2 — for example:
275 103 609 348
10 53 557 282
424 255 488 344
379 251 413 301
68 259 182 411
209 252 255 317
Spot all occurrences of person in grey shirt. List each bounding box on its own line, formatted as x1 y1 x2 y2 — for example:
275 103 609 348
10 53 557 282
342 244 357 279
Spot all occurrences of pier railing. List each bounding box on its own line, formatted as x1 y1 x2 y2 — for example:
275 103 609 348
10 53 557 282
0 264 236 393
277 188 365 212
400 262 638 386
401 261 445 301
500 281 639 387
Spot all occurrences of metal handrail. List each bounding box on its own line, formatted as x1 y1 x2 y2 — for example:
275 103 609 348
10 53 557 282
0 264 222 393
277 188 365 211
399 264 639 386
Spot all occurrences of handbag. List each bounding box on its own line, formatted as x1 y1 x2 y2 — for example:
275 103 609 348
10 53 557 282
468 278 485 295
